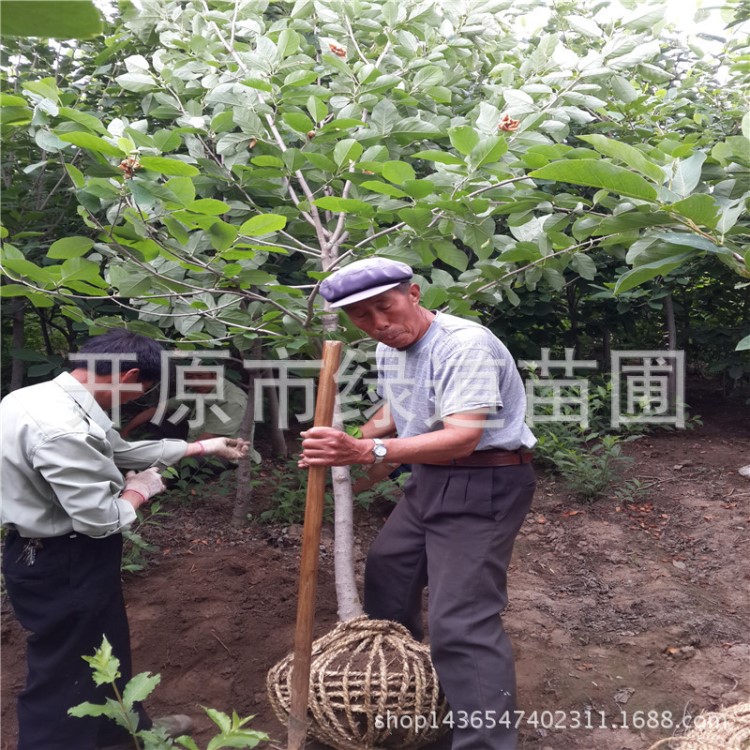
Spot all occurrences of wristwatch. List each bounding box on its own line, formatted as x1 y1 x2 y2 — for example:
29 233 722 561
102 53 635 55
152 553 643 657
371 438 388 464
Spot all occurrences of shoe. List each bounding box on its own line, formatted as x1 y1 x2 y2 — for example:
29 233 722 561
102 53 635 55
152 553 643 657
98 715 194 748
153 714 194 737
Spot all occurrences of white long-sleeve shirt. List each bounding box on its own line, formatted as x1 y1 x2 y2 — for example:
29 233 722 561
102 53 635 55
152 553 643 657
0 372 187 538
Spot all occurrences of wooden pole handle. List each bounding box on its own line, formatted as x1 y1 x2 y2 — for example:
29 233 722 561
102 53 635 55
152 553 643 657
287 340 342 750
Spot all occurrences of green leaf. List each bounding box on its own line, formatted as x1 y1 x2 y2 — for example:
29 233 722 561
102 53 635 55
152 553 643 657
239 214 287 236
115 73 158 93
569 253 597 280
2 258 55 284
164 177 196 206
139 157 199 177
205 708 232 734
614 252 694 294
651 232 727 255
154 129 182 152
458 217 495 259
449 126 479 156
402 180 434 199
669 194 719 229
0 284 35 297
58 107 107 134
277 28 300 58
306 95 327 123
251 155 284 168
333 139 363 167
499 244 541 263
530 160 658 201
368 99 399 135
0 93 28 106
22 78 60 102
283 70 318 87
426 85 452 104
413 65 444 89
1 1 103 38
58 132 123 157
0 285 54 307
122 672 161 707
391 117 441 141
187 199 230 215
67 702 112 719
48 236 94 259
610 74 639 104
60 258 108 287
435 241 468 272
304 153 337 172
469 136 508 170
578 134 663 183
64 163 85 189
163 217 189 245
422 286 449 308
398 207 432 231
1 105 32 127
379 161 414 185
360 181 407 198
671 152 706 198
209 221 238 252
282 111 315 134
412 150 464 166
313 197 374 216
242 78 273 93
736 334 750 352
318 118 366 134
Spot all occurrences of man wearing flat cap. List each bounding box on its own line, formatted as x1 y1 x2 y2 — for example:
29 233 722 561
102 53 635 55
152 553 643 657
301 257 536 750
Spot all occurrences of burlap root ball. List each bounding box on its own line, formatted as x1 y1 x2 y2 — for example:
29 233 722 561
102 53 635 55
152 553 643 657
648 702 750 750
267 616 449 750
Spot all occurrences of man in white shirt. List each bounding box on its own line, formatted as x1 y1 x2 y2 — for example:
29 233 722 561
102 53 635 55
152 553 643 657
0 330 248 750
301 259 536 750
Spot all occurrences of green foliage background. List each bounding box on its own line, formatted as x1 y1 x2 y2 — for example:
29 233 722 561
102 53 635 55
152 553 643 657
1 0 749 388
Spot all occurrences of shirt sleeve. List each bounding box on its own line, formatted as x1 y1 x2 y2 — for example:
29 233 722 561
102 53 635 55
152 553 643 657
434 345 504 419
109 429 187 470
31 431 137 537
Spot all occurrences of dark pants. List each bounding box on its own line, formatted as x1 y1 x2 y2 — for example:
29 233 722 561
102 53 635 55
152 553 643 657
364 462 535 750
2 531 151 750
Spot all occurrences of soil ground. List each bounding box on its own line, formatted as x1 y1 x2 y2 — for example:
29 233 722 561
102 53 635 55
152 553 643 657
2 386 749 750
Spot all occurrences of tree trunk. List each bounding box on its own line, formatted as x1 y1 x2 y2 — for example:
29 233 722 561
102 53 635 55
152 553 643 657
232 342 260 526
331 402 363 621
565 284 580 352
36 308 54 355
602 326 611 374
663 292 678 412
10 298 26 392
265 376 288 458
322 307 363 621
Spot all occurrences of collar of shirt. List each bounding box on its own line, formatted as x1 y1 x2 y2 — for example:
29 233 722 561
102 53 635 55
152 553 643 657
53 371 113 432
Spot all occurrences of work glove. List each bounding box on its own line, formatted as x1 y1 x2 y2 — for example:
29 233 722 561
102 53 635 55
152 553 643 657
196 437 250 461
123 467 166 502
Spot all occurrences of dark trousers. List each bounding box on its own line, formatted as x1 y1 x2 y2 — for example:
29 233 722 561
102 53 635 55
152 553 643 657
364 463 535 750
2 531 151 750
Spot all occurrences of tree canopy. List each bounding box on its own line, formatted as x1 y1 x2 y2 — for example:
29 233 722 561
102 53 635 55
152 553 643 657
1 0 749 373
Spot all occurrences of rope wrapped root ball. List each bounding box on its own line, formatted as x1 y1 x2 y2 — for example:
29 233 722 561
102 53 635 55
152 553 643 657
647 702 750 750
267 616 449 750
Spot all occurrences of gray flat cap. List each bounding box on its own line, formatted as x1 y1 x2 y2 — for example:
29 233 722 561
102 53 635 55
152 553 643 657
319 258 413 308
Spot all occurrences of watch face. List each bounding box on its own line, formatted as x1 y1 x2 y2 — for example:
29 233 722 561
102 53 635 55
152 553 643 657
373 444 388 457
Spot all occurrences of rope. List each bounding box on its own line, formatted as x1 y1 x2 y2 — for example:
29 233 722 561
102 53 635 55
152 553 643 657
647 703 750 750
267 616 449 750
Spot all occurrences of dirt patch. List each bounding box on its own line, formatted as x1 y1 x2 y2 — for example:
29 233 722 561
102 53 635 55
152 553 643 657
2 389 749 750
